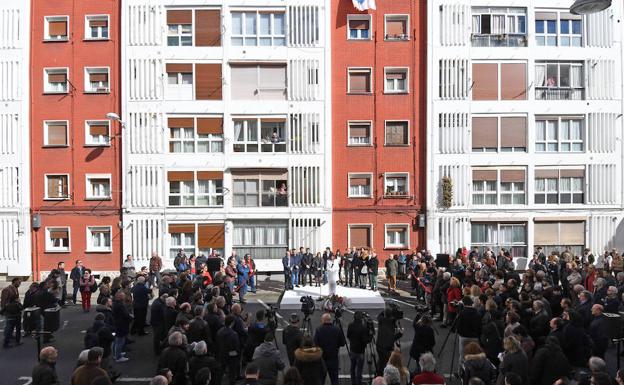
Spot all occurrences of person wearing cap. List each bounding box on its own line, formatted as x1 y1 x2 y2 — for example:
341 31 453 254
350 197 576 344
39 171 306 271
283 313 303 365
71 347 110 385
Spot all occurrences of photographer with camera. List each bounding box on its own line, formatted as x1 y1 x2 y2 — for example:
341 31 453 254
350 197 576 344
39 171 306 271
282 314 303 365
347 311 374 385
376 304 403 375
244 310 270 364
409 314 435 374
314 313 346 385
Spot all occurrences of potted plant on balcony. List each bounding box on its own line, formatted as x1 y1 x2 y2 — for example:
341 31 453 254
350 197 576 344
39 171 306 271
441 176 453 209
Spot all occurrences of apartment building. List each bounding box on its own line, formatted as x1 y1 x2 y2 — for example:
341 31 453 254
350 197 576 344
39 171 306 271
331 0 427 256
0 2 31 276
427 0 624 267
31 0 122 277
121 0 332 271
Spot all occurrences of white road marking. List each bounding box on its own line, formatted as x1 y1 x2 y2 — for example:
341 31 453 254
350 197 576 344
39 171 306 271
62 320 69 330
117 378 152 382
342 307 378 324
257 299 288 326
18 377 32 385
338 374 374 379
389 298 414 307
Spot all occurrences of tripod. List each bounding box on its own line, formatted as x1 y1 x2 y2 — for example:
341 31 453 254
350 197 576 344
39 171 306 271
333 316 350 354
365 333 378 384
436 314 461 380
301 314 314 336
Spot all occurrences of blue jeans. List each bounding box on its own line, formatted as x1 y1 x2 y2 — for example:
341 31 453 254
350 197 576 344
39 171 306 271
350 352 364 385
3 317 21 346
369 273 378 290
292 270 299 286
72 280 80 303
249 275 256 292
114 335 126 359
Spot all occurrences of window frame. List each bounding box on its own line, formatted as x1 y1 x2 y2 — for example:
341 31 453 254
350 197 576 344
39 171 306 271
348 224 373 249
44 174 70 200
384 172 409 197
347 67 373 94
535 116 584 153
471 115 527 153
168 171 224 208
44 67 69 94
44 15 69 41
167 10 193 47
347 120 373 147
534 169 585 205
534 61 585 100
43 120 69 147
384 120 410 146
384 14 409 41
84 67 110 94
232 117 287 153
232 173 288 208
384 223 410 249
472 169 527 206
84 14 110 41
168 117 224 154
45 227 71 253
86 226 113 253
535 11 583 47
169 230 196 258
347 14 372 41
230 10 286 47
348 173 373 198
471 222 527 259
384 67 409 94
85 120 111 147
85 173 112 200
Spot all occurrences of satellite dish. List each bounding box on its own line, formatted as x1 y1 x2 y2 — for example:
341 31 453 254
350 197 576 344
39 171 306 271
570 0 611 15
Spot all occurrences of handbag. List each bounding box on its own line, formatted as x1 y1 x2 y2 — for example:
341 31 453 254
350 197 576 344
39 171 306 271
361 265 368 275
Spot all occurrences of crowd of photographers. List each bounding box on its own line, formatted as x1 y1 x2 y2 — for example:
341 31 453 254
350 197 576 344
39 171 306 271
3 245 624 385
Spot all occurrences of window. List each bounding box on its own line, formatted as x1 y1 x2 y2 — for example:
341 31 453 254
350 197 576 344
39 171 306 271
535 169 584 204
535 61 584 100
472 116 527 152
45 174 69 200
233 221 287 259
233 118 286 153
472 62 527 101
348 174 372 198
86 174 111 200
232 170 288 207
44 16 68 41
84 67 110 93
167 71 193 85
167 10 193 46
349 225 372 248
348 121 372 146
166 64 194 100
347 15 371 40
384 173 408 196
169 225 195 259
230 64 287 100
168 171 224 207
44 68 68 94
85 15 109 40
471 7 527 47
472 169 526 205
348 68 372 94
85 121 110 146
535 12 582 47
87 226 112 252
534 221 585 256
385 225 409 249
231 11 286 46
168 117 224 153
44 121 68 147
46 227 70 252
535 117 583 152
471 222 526 259
385 121 409 146
384 68 408 93
385 15 408 40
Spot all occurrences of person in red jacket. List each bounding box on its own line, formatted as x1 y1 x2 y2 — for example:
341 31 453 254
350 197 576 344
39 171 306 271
444 277 462 327
412 353 445 384
199 263 212 287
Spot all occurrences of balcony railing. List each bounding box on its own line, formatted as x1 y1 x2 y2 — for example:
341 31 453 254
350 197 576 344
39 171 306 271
535 87 585 101
471 33 527 47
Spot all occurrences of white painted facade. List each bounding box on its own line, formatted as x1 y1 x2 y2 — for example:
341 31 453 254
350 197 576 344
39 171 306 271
0 3 31 276
121 0 332 272
427 0 624 267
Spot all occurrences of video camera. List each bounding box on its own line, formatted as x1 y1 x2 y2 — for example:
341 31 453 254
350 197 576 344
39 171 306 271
265 305 279 328
361 312 376 338
388 302 404 321
450 299 464 311
300 296 315 317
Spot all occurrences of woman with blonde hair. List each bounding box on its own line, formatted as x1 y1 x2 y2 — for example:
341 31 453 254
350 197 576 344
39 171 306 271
497 336 528 385
384 349 409 385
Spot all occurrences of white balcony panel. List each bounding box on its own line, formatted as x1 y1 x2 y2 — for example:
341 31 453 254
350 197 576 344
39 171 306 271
128 3 162 46
0 60 19 101
288 5 320 47
587 59 616 100
289 112 320 154
439 164 470 208
0 8 20 49
0 166 18 208
0 113 17 155
290 166 321 207
289 217 322 251
438 216 469 255
588 164 617 205
288 59 320 101
129 112 163 154
129 217 164 262
588 113 617 154
439 58 468 100
129 164 164 208
439 3 468 47
439 112 469 154
586 8 613 48
128 58 162 101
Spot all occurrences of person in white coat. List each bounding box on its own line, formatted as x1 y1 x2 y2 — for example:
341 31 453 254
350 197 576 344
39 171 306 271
326 253 341 296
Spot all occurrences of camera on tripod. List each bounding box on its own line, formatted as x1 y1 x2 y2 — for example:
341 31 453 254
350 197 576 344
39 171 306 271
300 296 315 317
362 312 376 338
265 305 279 328
450 300 464 311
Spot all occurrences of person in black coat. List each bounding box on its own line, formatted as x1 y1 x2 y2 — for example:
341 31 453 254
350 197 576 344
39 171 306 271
158 331 188 385
189 341 220 385
314 313 346 385
410 315 436 369
69 260 85 304
529 300 550 346
164 296 179 333
112 291 133 361
347 311 373 385
150 293 168 354
480 301 504 366
282 314 303 366
589 304 609 358
294 336 327 385
561 310 592 367
131 276 152 335
575 291 593 329
530 336 571 385
245 311 269 363
368 254 380 291
204 302 224 350
188 306 212 345
217 315 242 385
32 347 60 385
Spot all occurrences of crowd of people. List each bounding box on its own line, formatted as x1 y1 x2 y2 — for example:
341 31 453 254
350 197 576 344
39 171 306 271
2 245 624 385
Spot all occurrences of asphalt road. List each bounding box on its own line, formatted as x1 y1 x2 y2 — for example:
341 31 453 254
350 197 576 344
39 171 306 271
2 278 623 385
